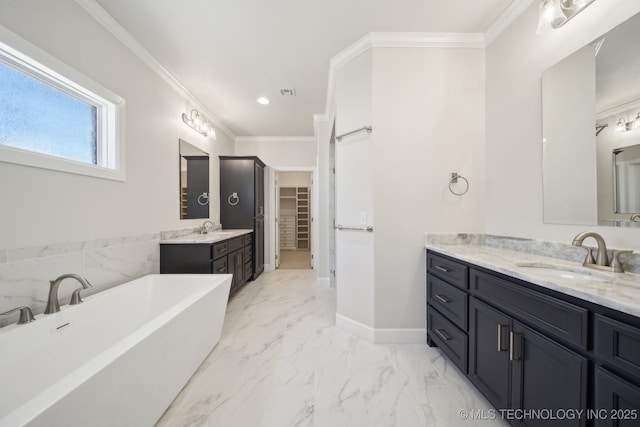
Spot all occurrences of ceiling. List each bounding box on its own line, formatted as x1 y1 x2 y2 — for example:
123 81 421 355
93 0 517 138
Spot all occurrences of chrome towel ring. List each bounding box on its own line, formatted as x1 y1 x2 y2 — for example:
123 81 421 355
449 173 469 196
228 192 239 206
197 192 210 206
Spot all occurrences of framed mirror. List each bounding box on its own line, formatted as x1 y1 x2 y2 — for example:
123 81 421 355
542 11 640 227
179 139 209 219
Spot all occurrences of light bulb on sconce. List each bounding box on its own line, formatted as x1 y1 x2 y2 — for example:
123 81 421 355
634 113 640 130
182 109 217 139
616 118 628 133
536 0 595 35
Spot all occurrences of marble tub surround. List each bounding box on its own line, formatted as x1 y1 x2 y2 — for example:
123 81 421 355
0 225 218 328
425 234 640 318
156 269 506 427
161 228 253 244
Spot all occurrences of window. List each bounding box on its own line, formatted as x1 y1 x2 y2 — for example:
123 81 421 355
0 26 125 181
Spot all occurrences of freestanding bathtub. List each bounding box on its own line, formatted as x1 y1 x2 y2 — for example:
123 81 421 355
0 273 232 427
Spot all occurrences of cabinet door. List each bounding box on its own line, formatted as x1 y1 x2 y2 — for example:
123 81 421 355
594 366 640 427
254 217 264 277
510 321 588 427
228 249 244 291
469 298 511 410
160 244 212 274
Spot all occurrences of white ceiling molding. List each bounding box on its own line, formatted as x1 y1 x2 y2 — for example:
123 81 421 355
235 136 316 144
74 0 236 140
369 32 485 49
597 97 640 121
484 0 535 46
324 31 487 119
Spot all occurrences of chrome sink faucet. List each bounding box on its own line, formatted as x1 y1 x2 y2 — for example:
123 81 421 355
200 220 216 234
45 274 93 314
571 231 632 273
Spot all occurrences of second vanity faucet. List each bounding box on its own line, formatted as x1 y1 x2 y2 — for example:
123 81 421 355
200 220 216 235
571 231 632 273
45 274 93 314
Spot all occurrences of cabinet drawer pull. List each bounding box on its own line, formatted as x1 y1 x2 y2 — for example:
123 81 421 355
497 324 507 352
435 294 451 304
216 267 226 273
509 331 520 361
218 248 227 253
435 328 451 341
435 265 450 273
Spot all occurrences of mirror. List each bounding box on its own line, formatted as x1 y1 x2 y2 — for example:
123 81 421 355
179 139 209 219
542 11 640 227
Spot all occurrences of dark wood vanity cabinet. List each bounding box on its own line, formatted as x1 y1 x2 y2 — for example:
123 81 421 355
160 233 253 296
427 250 640 427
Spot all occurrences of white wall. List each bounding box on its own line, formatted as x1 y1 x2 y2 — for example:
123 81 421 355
372 47 485 334
486 0 640 249
334 50 376 336
541 45 597 225
235 137 316 167
0 0 234 318
332 44 485 342
279 172 312 187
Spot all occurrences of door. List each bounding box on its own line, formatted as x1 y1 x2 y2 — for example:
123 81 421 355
274 172 280 269
469 298 511 410
329 123 336 287
594 366 640 427
510 321 588 427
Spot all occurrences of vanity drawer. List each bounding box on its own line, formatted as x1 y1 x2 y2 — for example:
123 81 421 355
212 257 228 274
595 314 640 381
470 269 588 350
244 234 253 247
428 307 468 374
244 245 252 262
427 252 468 290
427 274 468 331
228 236 244 252
212 242 228 260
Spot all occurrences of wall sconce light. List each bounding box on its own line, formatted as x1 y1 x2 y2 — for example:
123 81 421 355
536 0 596 35
182 109 217 139
615 113 640 133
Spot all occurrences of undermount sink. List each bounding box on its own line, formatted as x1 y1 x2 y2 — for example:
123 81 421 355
514 262 612 282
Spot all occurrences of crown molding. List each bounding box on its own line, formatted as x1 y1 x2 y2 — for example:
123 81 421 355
235 136 316 144
484 0 535 46
324 31 487 119
369 32 485 48
597 97 640 121
74 0 236 140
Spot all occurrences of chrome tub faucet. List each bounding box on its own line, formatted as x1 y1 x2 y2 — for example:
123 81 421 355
45 274 93 314
0 306 35 325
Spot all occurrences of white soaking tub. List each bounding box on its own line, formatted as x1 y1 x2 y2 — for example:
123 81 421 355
0 274 232 427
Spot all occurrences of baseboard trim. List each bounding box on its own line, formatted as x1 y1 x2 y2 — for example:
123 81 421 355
335 314 427 344
264 263 275 272
335 314 375 342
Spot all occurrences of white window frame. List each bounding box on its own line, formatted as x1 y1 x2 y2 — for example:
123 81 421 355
0 24 125 181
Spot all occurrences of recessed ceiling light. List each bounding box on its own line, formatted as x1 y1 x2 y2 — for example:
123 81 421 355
257 97 270 105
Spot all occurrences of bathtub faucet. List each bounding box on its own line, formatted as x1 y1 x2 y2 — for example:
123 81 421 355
45 274 93 314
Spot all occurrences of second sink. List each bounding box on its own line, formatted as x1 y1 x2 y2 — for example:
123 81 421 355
514 262 611 282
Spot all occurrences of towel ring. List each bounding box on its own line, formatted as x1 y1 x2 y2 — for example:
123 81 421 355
197 193 209 206
228 192 239 206
449 173 469 196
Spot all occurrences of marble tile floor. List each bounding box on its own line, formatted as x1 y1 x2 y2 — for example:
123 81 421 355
156 269 508 427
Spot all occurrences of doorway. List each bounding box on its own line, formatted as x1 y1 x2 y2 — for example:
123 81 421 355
277 171 313 269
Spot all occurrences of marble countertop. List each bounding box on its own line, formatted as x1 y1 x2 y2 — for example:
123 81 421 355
161 229 253 244
425 242 640 318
